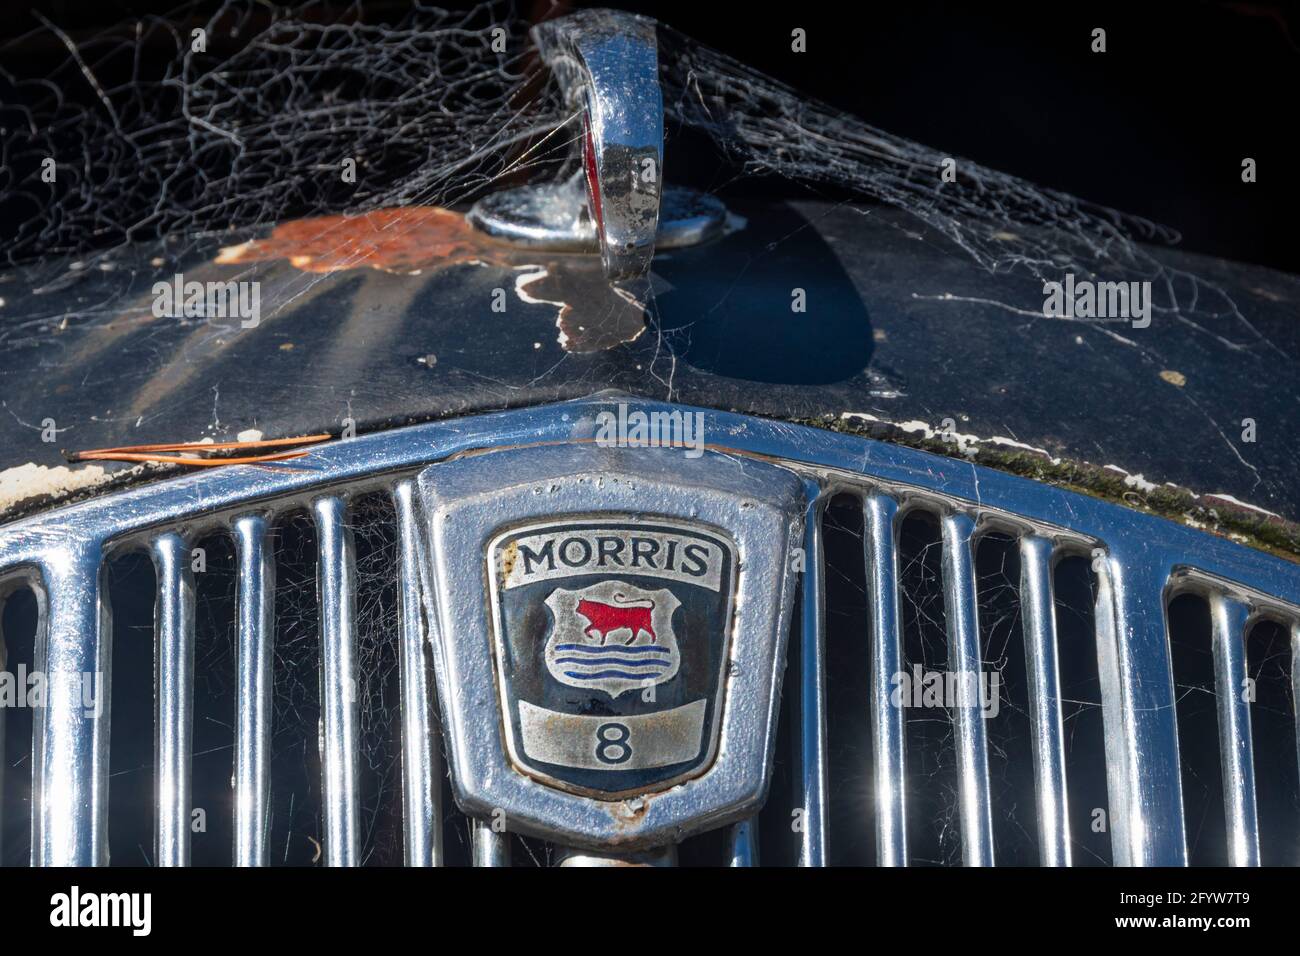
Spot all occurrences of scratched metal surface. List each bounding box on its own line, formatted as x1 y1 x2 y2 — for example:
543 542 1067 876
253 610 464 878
0 200 1297 520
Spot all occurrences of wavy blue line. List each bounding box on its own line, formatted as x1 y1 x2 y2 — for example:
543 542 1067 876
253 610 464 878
563 670 666 681
554 657 669 668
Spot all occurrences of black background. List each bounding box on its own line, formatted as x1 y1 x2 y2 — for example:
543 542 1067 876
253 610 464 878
0 0 1295 273
2 864 1285 936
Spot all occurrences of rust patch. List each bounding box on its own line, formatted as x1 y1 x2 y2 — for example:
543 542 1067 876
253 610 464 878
215 205 651 353
216 206 516 275
500 539 519 580
517 268 647 353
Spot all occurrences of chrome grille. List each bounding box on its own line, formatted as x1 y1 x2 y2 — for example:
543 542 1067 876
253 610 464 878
1 398 1297 866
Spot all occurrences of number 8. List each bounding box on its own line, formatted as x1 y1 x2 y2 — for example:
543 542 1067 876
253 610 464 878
595 722 632 765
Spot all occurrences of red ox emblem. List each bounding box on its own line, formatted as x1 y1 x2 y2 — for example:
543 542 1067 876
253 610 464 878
575 595 657 645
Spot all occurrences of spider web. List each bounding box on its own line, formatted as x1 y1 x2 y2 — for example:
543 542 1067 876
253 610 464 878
0 1 1285 866
0 0 1271 356
0 1 568 283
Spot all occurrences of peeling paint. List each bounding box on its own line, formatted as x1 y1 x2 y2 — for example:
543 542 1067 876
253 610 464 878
516 266 647 353
817 411 1300 561
840 411 1062 464
1201 493 1282 520
0 461 143 517
1103 464 1158 494
216 207 648 354
216 207 516 275
514 267 572 348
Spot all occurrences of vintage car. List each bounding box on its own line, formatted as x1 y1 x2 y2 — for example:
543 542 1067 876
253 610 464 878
0 5 1297 871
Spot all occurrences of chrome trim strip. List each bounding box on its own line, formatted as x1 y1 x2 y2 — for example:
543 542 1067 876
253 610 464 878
940 513 995 866
0 398 1296 614
313 496 360 867
232 513 274 867
1094 553 1187 865
796 482 828 867
1019 535 1071 867
863 493 907 867
471 819 510 867
1209 594 1260 866
31 545 110 866
151 532 194 867
1294 621 1300 820
0 591 5 852
394 481 443 867
726 818 759 867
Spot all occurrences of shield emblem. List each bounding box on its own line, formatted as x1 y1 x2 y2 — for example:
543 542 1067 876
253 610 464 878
543 581 682 697
488 519 736 797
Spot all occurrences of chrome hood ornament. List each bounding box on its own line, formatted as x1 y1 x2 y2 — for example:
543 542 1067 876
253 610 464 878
417 441 804 849
467 10 725 281
534 9 664 280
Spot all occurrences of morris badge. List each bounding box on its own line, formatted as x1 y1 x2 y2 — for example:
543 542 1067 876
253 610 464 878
488 520 736 796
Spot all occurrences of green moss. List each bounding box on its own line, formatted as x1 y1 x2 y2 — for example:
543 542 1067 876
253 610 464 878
7 409 1298 565
796 413 1300 563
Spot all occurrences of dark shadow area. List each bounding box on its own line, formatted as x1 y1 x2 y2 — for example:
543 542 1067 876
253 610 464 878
349 492 404 866
1 585 38 866
974 533 1038 865
822 494 875 866
1054 556 1111 866
756 581 799 867
438 749 472 867
266 510 324 867
1246 619 1299 866
1168 593 1227 866
191 530 237 865
106 551 156 866
897 510 958 866
678 821 727 867
654 202 873 385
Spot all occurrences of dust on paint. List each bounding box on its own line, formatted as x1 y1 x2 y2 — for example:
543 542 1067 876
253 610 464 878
0 461 136 516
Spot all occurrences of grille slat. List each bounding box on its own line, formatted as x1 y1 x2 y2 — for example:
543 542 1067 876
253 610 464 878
149 532 194 867
393 481 442 867
862 493 907 866
726 818 758 866
1208 593 1260 866
471 818 510 866
1018 534 1071 867
796 484 829 867
1294 622 1300 806
313 496 361 867
4 401 1300 867
1093 555 1188 865
939 512 995 866
32 545 109 866
232 513 274 867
